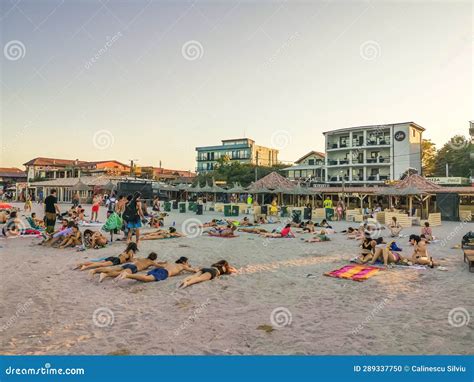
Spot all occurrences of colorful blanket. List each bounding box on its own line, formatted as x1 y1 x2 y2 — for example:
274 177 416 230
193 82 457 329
324 264 382 282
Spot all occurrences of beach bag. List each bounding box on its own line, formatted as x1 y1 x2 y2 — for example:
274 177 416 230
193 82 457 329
122 201 138 222
102 212 123 232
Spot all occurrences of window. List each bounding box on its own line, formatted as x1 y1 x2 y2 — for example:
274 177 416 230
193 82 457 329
412 129 416 137
308 159 315 165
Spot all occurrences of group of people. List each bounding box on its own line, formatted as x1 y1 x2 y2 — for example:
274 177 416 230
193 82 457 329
73 242 237 288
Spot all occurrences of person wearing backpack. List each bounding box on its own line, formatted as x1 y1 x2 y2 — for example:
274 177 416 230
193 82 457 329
123 192 145 245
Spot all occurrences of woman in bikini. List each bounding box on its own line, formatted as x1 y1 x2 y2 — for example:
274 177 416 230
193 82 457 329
75 242 138 270
206 224 237 237
388 216 402 237
141 227 185 240
358 236 376 263
84 229 108 249
239 227 269 234
410 235 439 267
179 260 237 288
369 241 407 267
259 224 295 238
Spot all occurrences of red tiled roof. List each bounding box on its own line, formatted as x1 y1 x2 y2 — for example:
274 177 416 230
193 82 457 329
0 167 26 178
23 157 88 167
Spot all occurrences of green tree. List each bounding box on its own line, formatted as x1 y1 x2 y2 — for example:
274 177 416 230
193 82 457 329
421 139 437 176
434 135 472 177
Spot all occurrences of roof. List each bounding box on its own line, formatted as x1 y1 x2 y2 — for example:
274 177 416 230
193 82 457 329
221 138 254 143
29 176 117 187
86 160 130 168
323 122 425 135
248 171 294 191
294 151 326 164
0 168 26 178
23 157 88 167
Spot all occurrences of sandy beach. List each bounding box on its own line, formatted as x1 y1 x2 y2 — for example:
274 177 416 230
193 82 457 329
1 203 472 355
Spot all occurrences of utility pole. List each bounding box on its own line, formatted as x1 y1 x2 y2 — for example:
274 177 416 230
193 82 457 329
445 163 449 177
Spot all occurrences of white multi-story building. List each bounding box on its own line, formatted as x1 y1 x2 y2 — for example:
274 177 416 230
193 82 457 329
323 122 424 185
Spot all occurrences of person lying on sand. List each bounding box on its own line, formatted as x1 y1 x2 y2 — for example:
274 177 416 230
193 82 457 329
317 219 333 229
84 229 108 249
225 217 253 227
255 216 268 224
301 221 316 233
200 219 219 228
207 224 237 237
259 224 295 238
369 242 408 268
75 242 138 270
410 235 439 267
58 224 82 248
140 227 185 240
120 256 197 283
238 227 269 234
305 229 330 242
179 260 237 288
95 252 163 282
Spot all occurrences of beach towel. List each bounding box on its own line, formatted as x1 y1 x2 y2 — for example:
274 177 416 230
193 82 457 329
207 233 238 238
324 264 382 282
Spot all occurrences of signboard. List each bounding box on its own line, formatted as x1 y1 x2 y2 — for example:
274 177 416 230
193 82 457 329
426 177 471 185
394 131 406 142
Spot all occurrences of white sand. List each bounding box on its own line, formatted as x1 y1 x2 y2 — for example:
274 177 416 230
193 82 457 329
1 202 473 355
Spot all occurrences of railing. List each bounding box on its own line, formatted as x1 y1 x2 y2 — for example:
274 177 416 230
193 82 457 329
327 139 391 149
327 158 389 166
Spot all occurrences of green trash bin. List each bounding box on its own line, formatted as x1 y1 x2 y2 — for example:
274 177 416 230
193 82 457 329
224 205 232 217
179 202 186 213
280 206 288 218
164 201 171 212
231 205 239 217
292 210 302 223
325 208 334 220
188 202 196 212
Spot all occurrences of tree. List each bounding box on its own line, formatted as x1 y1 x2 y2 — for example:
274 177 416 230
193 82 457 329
421 139 436 176
195 162 288 187
433 135 472 177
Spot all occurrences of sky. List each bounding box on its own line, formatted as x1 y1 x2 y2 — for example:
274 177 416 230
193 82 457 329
1 0 472 172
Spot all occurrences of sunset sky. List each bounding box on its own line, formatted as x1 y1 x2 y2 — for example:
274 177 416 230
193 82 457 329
1 0 472 171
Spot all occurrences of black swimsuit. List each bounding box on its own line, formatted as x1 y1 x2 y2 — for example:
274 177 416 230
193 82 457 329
105 256 121 266
200 267 219 279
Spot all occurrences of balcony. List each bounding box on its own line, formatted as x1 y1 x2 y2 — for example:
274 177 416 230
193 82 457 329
327 157 390 166
367 139 390 146
327 174 390 183
327 138 391 150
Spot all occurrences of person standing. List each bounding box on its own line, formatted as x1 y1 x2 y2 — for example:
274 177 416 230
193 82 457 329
323 196 333 221
91 194 100 222
44 189 60 234
72 191 80 208
124 192 145 245
24 193 32 212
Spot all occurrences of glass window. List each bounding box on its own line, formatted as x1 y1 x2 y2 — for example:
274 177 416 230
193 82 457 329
308 159 315 165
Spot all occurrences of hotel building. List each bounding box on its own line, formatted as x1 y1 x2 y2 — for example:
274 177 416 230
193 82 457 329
195 138 279 173
282 151 325 182
324 122 424 185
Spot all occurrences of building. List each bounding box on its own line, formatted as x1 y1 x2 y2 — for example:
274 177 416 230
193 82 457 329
324 122 424 185
195 138 279 173
139 166 196 183
0 167 27 190
23 157 130 181
282 151 326 182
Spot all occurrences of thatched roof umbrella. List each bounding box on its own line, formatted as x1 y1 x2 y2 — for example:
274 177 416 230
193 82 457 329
377 174 442 217
225 182 246 193
72 179 89 192
247 172 294 204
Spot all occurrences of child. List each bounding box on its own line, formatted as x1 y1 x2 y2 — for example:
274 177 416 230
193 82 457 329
421 222 434 242
58 224 82 248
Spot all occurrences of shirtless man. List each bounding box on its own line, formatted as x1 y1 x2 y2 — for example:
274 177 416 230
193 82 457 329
96 252 163 282
119 256 197 282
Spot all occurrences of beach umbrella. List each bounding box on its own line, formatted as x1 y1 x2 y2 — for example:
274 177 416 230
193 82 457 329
0 202 13 210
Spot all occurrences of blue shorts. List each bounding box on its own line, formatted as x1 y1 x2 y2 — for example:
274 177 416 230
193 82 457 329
127 221 142 229
147 268 168 281
122 264 138 273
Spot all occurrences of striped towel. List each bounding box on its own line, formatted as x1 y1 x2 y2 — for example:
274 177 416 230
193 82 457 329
324 264 382 282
